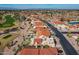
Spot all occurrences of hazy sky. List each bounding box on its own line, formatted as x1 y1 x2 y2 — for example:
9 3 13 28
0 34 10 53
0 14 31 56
0 4 79 9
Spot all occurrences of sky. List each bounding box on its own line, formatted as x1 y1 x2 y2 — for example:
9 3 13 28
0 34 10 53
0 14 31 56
0 4 79 9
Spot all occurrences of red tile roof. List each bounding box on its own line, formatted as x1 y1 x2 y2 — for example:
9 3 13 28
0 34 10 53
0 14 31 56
69 25 77 28
17 49 38 55
34 19 51 37
35 27 51 37
34 38 42 44
17 48 58 55
76 24 79 28
52 21 64 24
39 48 58 55
35 21 44 27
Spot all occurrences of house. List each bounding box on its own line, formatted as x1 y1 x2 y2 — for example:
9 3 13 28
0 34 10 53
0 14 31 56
39 35 55 47
17 48 38 55
34 38 42 45
34 21 44 27
17 48 58 55
52 21 64 25
69 25 77 31
35 27 51 37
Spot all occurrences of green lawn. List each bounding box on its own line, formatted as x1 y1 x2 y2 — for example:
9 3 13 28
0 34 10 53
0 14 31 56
0 15 15 28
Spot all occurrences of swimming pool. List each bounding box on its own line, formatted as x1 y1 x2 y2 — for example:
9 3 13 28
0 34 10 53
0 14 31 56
69 21 79 25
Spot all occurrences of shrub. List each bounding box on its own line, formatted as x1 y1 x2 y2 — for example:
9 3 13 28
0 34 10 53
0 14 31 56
43 45 49 48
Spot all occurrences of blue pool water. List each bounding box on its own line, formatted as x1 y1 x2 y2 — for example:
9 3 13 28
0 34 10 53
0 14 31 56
69 21 79 25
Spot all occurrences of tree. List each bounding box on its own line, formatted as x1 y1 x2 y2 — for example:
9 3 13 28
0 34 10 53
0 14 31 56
43 45 49 48
13 13 20 21
0 42 1 46
60 18 64 21
77 19 79 21
67 31 72 38
76 37 79 45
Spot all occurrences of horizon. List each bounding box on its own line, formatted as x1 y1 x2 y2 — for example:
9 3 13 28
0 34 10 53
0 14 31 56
0 4 79 9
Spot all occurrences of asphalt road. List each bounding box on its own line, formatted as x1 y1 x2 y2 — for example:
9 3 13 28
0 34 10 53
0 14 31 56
41 20 78 55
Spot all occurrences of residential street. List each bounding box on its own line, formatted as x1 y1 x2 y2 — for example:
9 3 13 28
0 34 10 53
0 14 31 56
41 20 78 55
